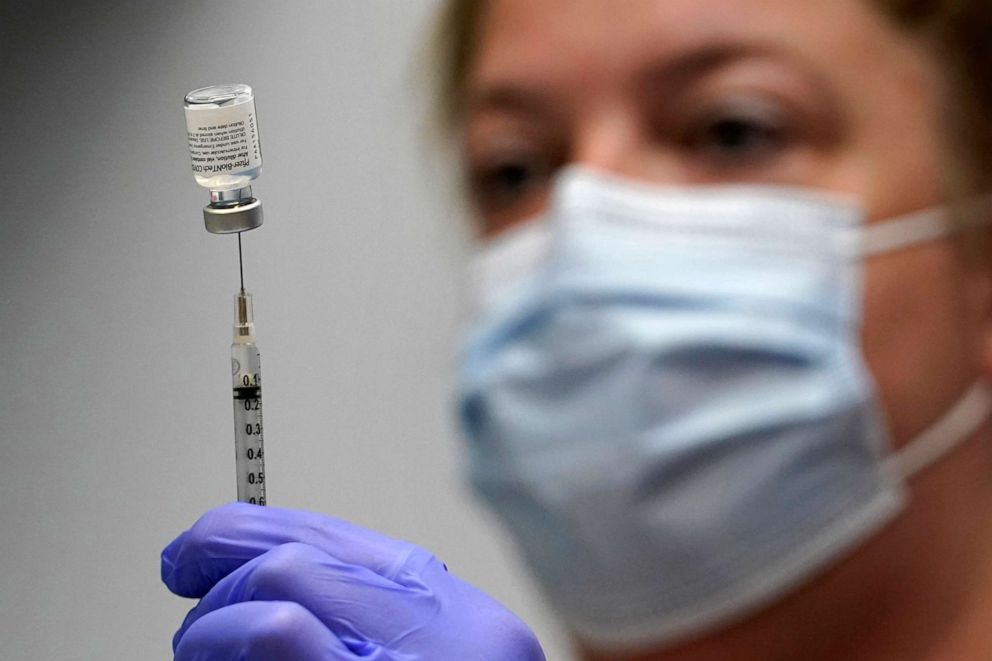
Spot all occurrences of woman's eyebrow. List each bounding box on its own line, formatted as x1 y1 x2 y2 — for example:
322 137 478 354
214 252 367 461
463 83 557 121
465 40 828 118
636 41 824 95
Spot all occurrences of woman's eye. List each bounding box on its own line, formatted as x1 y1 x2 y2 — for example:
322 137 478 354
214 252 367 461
470 156 550 214
707 117 781 151
681 100 791 167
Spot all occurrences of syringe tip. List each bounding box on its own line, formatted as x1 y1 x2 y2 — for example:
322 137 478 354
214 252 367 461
234 290 255 341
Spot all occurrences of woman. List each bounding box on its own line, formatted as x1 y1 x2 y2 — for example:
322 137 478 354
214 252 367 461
162 1 992 659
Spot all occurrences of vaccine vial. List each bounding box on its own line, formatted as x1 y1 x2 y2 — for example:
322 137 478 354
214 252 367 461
184 83 264 233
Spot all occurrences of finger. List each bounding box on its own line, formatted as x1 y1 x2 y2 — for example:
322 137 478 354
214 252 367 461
174 601 361 661
162 502 416 598
174 542 441 650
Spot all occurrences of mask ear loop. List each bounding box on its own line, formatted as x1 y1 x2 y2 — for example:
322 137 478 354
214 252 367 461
886 382 992 479
478 197 992 479
867 199 992 477
861 197 992 256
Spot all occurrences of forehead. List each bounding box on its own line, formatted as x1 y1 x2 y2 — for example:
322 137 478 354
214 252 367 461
470 0 903 89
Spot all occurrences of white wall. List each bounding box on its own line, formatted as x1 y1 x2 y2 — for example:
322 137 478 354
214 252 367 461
0 2 570 658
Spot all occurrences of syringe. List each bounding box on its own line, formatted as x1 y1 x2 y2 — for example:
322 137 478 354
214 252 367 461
183 83 268 505
231 236 266 505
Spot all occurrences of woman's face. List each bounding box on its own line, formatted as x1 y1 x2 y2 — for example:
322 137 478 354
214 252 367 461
460 0 992 451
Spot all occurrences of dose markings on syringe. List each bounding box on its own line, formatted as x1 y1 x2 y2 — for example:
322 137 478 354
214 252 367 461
233 372 266 505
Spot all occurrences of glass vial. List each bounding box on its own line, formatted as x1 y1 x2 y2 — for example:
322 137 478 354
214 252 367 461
184 84 264 233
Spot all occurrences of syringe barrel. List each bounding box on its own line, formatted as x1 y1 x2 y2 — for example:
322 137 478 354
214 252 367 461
232 341 266 505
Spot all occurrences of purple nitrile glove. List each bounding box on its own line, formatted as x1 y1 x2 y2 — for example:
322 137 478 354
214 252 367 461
162 503 546 661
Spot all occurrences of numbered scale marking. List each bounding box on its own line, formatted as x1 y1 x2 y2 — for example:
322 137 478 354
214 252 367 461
232 346 266 505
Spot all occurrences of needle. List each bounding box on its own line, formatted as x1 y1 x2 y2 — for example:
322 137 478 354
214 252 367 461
238 232 245 291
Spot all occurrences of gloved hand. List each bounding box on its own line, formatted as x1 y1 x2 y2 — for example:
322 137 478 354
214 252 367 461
162 502 546 661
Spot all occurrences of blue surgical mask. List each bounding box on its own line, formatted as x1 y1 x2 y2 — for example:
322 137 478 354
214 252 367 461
456 167 992 650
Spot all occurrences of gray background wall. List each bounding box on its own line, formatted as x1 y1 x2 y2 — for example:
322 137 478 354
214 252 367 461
0 2 570 658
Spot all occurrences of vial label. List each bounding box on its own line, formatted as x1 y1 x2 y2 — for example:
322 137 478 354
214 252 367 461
185 100 262 181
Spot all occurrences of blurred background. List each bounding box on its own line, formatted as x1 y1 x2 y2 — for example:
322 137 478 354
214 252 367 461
0 1 570 658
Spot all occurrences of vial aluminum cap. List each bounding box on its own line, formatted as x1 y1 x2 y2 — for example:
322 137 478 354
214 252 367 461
203 198 263 234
